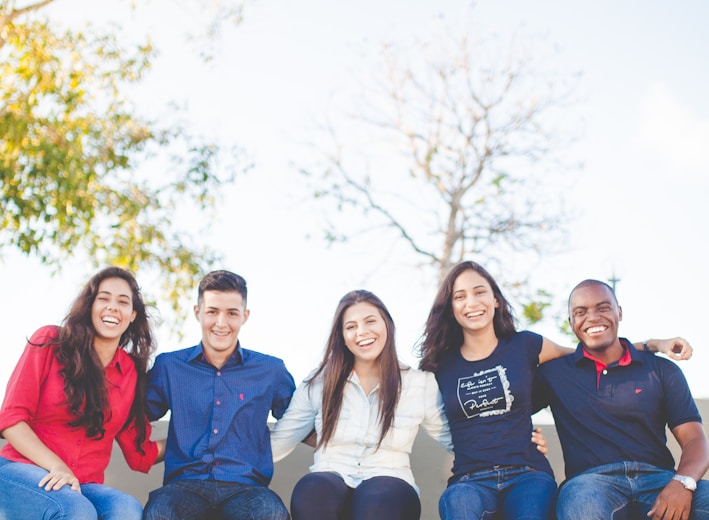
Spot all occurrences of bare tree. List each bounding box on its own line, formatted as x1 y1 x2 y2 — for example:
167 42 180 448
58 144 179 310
301 17 581 317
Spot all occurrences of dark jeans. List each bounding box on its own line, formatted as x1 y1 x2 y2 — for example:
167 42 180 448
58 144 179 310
439 465 557 520
290 472 421 520
142 479 289 520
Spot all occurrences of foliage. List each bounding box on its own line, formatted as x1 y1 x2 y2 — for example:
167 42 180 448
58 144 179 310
0 3 243 329
301 17 581 319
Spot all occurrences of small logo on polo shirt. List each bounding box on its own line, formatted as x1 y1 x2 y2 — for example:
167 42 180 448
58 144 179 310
239 393 244 400
635 388 643 394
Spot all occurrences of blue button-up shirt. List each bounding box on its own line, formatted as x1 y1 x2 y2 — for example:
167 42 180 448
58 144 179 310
147 342 295 485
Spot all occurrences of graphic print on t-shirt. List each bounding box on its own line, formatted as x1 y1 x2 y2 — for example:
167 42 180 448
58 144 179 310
457 365 513 419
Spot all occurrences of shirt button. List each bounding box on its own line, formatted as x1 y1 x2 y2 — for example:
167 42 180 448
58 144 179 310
602 370 608 375
215 461 220 466
213 429 218 434
217 371 222 377
216 400 221 406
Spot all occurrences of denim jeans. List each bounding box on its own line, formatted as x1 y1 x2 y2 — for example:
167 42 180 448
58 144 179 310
439 465 556 520
556 461 709 520
0 456 142 520
142 478 290 520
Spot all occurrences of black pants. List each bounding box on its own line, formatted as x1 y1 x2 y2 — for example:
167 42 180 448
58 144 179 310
290 472 421 520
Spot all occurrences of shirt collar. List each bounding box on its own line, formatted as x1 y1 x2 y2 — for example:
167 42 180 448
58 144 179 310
574 337 641 368
187 342 245 366
106 347 130 374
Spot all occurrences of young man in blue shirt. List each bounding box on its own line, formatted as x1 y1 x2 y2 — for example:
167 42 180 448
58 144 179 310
144 270 295 520
535 279 709 519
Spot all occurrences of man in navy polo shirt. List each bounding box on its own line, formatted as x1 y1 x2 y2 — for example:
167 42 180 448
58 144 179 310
143 270 295 520
535 279 709 519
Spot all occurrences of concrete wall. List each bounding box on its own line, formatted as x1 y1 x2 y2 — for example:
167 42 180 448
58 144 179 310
3 399 709 520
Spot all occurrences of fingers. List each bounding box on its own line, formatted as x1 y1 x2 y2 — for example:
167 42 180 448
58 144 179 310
38 469 81 492
532 427 548 455
672 338 693 360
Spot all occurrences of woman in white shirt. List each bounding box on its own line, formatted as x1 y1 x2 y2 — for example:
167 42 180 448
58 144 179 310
270 289 452 520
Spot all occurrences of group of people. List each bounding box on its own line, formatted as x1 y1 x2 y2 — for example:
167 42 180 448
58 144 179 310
0 262 707 519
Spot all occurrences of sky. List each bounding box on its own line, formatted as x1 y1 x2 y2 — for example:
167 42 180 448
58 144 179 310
1 0 708 405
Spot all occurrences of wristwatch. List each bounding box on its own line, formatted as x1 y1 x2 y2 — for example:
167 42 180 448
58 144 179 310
672 474 697 491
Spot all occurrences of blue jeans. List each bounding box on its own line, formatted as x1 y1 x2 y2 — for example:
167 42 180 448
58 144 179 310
142 478 290 520
0 457 142 520
439 465 556 520
556 461 709 520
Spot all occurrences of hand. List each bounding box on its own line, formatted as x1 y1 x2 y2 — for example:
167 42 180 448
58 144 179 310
647 479 692 519
38 464 81 492
531 427 548 455
657 337 693 361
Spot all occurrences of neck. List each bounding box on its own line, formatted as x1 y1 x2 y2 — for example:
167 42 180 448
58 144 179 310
353 360 381 395
93 339 120 367
460 327 499 361
583 339 624 366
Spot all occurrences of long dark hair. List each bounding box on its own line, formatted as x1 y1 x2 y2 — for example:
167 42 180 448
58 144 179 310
51 267 155 452
308 290 402 449
418 261 517 372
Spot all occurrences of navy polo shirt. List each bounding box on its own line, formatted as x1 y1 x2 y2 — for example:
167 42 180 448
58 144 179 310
147 342 295 485
534 339 701 479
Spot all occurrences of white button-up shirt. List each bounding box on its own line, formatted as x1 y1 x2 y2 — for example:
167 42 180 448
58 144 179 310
270 365 451 493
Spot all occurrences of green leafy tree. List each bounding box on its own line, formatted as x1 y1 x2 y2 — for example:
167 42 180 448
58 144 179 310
1 1 244 326
302 18 581 322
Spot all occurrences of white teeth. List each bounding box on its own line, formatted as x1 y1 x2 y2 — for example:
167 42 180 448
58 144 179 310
102 317 119 325
586 326 607 334
466 311 484 318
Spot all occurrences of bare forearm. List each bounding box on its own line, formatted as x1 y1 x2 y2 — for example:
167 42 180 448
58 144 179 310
1 421 68 472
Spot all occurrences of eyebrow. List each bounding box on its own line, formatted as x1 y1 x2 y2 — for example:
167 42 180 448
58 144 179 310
98 290 131 299
344 314 378 325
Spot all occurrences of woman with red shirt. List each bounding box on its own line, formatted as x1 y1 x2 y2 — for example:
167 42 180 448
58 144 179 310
0 267 164 519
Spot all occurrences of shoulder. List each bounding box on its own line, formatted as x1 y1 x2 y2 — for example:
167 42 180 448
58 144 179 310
28 325 62 345
514 330 543 345
401 366 436 384
241 347 287 368
152 345 196 366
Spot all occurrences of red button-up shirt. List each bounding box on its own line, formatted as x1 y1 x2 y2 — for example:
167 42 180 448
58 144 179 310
0 325 158 483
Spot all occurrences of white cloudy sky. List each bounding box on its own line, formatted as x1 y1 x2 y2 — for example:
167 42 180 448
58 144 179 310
1 0 707 403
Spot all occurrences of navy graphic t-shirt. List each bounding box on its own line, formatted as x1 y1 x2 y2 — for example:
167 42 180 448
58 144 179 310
435 330 553 481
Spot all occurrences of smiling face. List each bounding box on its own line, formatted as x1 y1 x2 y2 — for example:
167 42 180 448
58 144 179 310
569 282 623 361
342 302 388 368
91 277 137 348
451 269 499 334
195 290 250 367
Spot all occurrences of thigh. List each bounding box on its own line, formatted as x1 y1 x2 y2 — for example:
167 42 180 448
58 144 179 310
218 483 289 520
143 480 213 520
557 473 631 520
0 459 97 520
690 480 709 520
81 483 143 520
439 477 498 520
291 472 351 520
351 476 420 520
501 470 556 520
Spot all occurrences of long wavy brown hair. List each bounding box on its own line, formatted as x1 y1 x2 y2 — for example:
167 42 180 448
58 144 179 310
418 261 517 372
44 267 156 452
307 290 402 450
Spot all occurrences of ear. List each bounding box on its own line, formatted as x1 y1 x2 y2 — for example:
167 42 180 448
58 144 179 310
242 309 251 324
193 304 200 320
130 310 137 323
494 298 499 308
618 305 623 322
